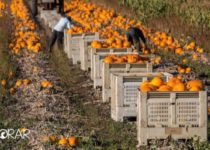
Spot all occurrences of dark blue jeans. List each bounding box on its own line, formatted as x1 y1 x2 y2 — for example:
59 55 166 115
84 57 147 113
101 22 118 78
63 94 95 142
49 30 64 51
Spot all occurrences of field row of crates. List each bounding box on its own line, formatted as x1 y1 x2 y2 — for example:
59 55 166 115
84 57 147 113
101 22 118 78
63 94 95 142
40 10 209 146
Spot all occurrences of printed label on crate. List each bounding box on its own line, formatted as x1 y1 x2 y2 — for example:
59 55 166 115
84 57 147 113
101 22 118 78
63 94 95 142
165 127 182 135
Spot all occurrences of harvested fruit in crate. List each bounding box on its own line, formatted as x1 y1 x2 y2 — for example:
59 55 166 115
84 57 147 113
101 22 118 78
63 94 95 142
91 37 131 49
140 77 204 92
67 26 91 34
103 54 150 64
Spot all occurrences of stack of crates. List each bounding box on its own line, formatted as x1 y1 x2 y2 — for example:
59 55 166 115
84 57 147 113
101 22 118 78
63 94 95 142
110 72 172 122
137 91 208 146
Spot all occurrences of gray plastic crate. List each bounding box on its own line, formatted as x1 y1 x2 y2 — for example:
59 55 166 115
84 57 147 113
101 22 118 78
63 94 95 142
137 91 208 146
111 72 172 122
66 33 100 64
91 51 133 88
102 62 153 103
66 33 82 60
79 34 100 71
90 48 133 80
80 36 105 71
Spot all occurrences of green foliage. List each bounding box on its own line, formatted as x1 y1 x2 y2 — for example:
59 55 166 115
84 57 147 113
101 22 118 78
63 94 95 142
119 0 210 28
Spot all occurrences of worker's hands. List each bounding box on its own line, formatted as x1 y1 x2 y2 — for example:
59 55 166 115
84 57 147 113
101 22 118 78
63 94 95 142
70 24 74 28
143 41 149 50
133 49 141 55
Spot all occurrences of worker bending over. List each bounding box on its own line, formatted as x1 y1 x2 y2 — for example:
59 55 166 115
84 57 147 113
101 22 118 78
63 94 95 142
126 26 147 54
48 12 73 52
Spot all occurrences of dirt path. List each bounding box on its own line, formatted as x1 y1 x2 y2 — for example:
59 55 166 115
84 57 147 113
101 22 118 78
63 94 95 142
4 1 77 149
12 47 79 149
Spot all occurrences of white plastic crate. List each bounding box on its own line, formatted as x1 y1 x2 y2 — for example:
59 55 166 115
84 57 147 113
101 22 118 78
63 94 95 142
80 38 105 71
111 72 172 122
92 51 134 88
102 62 153 103
90 48 133 83
66 33 82 60
137 91 208 146
66 33 100 64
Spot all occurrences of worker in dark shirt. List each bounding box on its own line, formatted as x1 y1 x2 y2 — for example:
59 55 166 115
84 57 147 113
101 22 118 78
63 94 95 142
126 27 147 54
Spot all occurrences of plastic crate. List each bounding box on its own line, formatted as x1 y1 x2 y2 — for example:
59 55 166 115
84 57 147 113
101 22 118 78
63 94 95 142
102 62 153 103
91 51 133 88
66 33 100 64
66 33 82 60
137 91 208 146
79 34 101 71
111 72 172 122
92 52 137 88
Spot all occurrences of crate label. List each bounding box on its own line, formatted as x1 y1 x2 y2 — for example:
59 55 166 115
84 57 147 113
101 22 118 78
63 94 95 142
165 128 182 135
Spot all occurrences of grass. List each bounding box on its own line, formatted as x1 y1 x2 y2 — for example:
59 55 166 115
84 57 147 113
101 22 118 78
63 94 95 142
119 0 210 29
48 46 137 149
